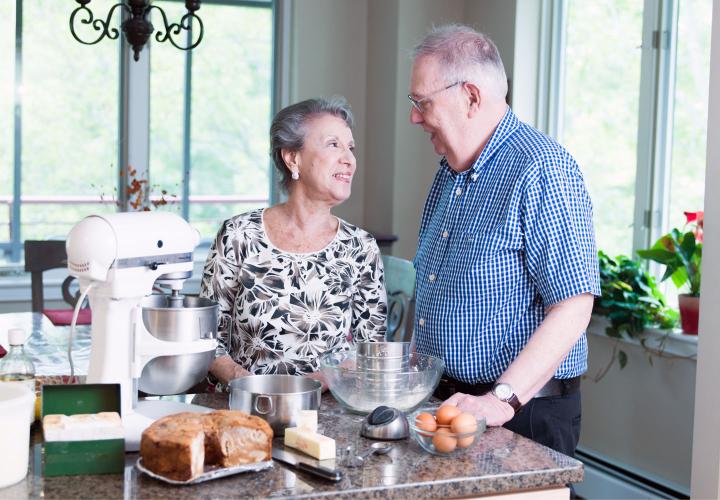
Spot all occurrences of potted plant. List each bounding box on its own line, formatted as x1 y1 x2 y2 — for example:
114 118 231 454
636 211 703 334
594 251 678 374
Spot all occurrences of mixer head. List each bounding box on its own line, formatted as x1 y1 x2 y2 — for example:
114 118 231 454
66 212 199 296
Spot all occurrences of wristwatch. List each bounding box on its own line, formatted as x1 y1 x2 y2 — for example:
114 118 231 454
491 382 522 414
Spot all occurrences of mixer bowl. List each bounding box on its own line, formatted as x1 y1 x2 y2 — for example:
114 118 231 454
319 350 445 414
138 294 218 395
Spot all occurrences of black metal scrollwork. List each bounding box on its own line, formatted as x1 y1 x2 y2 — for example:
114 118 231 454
69 0 204 62
147 4 204 52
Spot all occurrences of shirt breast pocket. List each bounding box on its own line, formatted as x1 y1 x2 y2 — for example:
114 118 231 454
447 230 521 299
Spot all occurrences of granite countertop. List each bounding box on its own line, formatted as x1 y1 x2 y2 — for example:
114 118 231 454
2 393 582 499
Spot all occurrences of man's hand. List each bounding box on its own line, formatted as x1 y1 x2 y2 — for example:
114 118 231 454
443 392 515 427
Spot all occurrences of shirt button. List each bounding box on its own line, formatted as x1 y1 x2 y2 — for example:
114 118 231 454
419 318 425 327
455 187 463 196
471 173 479 181
442 230 449 238
428 273 436 282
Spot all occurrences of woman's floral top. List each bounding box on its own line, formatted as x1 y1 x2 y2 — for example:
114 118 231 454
200 209 387 375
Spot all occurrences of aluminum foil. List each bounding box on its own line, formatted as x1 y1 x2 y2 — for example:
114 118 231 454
135 458 273 485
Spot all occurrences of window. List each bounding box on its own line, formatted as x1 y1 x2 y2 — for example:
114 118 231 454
551 0 711 263
151 0 273 240
0 0 274 264
562 1 644 258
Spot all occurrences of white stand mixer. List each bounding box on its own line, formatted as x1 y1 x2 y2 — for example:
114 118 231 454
66 212 217 451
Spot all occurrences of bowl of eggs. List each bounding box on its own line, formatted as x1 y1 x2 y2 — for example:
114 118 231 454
408 405 487 456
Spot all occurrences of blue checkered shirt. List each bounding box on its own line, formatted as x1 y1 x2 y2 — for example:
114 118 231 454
413 108 601 384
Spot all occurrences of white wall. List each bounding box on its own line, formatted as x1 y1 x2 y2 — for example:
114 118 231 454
581 319 696 494
288 0 369 227
690 0 720 496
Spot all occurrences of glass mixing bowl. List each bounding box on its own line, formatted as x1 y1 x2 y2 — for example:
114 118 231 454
408 408 487 456
319 350 445 414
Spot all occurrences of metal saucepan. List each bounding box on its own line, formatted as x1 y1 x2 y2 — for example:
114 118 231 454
228 375 322 433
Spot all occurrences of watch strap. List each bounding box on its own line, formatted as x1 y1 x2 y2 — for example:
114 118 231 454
492 383 522 414
504 393 522 413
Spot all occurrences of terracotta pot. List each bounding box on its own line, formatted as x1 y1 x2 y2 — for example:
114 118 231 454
678 294 700 335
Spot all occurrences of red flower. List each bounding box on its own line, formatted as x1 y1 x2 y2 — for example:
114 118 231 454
684 211 704 243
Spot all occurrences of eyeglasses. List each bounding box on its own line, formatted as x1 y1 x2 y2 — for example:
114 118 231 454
408 81 464 113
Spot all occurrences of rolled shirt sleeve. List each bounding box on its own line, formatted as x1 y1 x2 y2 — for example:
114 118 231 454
523 163 601 307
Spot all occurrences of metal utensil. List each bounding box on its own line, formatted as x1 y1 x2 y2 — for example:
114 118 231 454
360 405 409 440
348 442 393 467
228 375 322 433
271 448 343 482
138 294 218 395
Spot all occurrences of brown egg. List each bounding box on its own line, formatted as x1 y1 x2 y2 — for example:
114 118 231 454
450 412 478 434
415 412 437 436
432 427 457 453
435 405 462 426
457 435 476 448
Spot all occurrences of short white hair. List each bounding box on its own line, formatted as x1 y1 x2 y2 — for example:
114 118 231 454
412 24 508 100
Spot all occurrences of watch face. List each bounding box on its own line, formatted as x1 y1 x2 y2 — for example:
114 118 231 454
493 383 513 400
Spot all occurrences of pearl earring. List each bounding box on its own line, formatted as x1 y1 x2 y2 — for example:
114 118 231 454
291 170 299 180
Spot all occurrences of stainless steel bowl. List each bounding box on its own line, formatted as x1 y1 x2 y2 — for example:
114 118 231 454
356 341 410 372
138 294 218 395
228 375 322 433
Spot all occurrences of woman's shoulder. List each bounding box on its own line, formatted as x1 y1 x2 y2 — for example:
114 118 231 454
336 218 379 251
219 208 264 236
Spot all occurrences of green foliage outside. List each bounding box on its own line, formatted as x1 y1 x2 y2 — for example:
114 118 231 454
595 251 678 370
0 0 272 263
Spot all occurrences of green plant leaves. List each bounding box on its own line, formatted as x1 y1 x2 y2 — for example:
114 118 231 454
596 250 678 341
636 228 702 296
618 350 628 369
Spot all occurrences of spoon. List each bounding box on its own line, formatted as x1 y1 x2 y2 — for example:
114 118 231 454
349 442 393 467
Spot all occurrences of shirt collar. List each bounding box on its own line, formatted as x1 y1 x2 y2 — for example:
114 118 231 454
439 106 520 180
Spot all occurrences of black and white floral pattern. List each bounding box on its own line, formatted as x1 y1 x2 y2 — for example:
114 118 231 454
200 209 387 375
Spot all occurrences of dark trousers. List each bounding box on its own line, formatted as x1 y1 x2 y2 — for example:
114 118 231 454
503 392 582 458
434 379 582 457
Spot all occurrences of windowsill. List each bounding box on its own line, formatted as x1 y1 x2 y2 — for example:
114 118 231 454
588 314 698 359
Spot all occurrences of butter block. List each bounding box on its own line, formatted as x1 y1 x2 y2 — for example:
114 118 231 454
284 427 301 448
43 412 124 442
289 430 335 460
297 410 318 433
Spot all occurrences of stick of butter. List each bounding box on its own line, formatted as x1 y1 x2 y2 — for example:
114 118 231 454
284 427 335 460
43 412 124 442
296 410 317 433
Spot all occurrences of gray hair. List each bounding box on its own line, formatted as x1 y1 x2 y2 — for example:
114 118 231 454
270 96 354 192
412 24 508 100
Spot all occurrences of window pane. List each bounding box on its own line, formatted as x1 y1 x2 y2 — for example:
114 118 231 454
0 1 15 250
562 1 644 257
149 0 186 217
150 2 273 240
190 4 272 238
668 0 712 231
21 0 119 242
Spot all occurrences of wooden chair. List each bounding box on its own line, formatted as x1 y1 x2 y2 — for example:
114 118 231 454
381 255 416 343
24 240 91 325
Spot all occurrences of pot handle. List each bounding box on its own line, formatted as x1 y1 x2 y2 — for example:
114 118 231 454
254 394 274 415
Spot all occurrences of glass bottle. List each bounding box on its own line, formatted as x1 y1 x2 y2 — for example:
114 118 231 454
0 328 36 395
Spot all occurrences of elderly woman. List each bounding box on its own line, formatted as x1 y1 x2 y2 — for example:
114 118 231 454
200 96 387 389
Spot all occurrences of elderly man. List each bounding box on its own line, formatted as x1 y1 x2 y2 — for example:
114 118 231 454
409 24 600 458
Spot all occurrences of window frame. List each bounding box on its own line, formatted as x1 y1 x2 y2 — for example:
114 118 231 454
1 0 279 263
541 0 684 257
